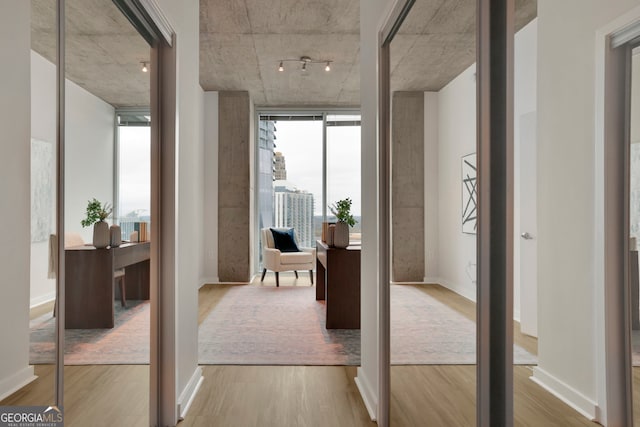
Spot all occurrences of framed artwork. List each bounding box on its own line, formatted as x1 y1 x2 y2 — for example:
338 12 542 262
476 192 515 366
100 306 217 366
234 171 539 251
31 138 54 243
461 152 477 234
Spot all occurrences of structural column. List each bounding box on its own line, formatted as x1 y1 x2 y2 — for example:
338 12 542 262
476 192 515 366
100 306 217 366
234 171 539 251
392 91 425 282
218 91 251 282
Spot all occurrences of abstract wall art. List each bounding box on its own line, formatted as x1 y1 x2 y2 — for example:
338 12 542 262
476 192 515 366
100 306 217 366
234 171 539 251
462 152 477 234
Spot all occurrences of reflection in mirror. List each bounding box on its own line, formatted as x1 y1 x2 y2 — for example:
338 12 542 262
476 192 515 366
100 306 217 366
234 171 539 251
384 0 584 424
0 0 151 422
63 1 151 423
388 0 478 423
0 0 59 409
630 47 640 423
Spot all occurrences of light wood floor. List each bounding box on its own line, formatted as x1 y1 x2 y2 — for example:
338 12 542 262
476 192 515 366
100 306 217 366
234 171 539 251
2 277 619 426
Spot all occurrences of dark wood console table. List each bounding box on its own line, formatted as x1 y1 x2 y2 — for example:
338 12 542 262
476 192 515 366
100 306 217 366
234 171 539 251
316 240 361 329
65 242 150 329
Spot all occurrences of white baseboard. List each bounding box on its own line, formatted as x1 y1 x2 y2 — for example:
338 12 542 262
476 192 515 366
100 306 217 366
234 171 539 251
438 277 477 303
355 368 377 421
30 292 56 309
531 366 597 421
0 366 36 402
423 276 440 284
199 277 220 288
513 308 521 323
177 366 203 420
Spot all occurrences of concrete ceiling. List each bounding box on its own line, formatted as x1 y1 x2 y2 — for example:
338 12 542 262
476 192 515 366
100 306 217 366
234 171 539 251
30 0 536 108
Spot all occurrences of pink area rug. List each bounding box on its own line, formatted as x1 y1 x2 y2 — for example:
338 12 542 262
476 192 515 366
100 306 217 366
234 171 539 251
198 285 538 365
198 286 360 365
29 285 539 365
30 300 150 365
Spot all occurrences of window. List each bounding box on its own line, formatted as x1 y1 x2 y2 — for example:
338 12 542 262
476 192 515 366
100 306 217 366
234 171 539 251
115 110 151 240
256 112 361 271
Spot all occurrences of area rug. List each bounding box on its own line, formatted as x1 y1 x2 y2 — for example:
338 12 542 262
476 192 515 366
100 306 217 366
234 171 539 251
391 285 537 364
198 286 360 365
198 285 538 365
30 300 150 365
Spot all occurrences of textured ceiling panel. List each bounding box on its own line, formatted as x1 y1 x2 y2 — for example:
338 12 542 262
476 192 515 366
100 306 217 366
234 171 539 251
31 0 537 108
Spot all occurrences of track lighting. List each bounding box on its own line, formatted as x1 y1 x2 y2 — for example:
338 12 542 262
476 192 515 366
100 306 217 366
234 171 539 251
276 56 333 73
141 61 148 73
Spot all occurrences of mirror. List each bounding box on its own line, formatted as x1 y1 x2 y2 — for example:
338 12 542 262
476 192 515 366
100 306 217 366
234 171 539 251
382 0 572 424
62 0 151 422
388 0 478 423
630 46 640 424
2 0 152 421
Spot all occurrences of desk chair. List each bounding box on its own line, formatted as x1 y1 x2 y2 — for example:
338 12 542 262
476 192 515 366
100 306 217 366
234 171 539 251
114 268 126 307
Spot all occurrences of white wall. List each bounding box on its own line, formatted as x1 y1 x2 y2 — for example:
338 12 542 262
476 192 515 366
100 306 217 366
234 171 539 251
202 92 219 284
358 0 395 420
64 75 115 243
436 63 478 302
29 51 115 308
0 0 36 401
513 19 538 328
30 51 57 308
535 0 640 421
424 92 439 281
432 19 538 312
155 0 203 420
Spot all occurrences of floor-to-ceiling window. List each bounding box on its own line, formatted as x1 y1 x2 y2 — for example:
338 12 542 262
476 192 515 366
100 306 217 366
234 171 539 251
115 110 151 240
255 111 361 272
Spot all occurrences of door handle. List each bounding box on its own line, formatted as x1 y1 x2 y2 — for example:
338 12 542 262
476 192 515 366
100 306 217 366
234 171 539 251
521 232 533 240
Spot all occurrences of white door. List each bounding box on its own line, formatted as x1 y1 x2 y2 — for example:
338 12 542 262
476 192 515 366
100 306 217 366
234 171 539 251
519 112 538 337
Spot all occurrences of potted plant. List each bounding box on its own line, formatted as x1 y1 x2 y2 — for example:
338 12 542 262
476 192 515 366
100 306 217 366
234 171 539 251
81 198 113 248
329 198 357 249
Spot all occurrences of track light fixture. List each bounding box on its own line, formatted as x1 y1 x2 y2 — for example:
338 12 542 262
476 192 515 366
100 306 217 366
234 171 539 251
276 56 333 73
141 61 148 73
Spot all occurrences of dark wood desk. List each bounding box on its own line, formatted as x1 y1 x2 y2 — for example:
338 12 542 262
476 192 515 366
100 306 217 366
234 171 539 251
65 242 150 329
316 240 361 329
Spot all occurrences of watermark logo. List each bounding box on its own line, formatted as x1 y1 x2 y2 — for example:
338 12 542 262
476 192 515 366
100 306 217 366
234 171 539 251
0 406 63 427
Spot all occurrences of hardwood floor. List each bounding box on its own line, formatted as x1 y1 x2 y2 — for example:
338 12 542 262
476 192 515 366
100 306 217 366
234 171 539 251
3 279 618 426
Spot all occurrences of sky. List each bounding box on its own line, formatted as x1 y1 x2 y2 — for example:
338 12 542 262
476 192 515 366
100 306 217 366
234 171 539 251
118 126 150 217
273 120 361 216
117 118 362 219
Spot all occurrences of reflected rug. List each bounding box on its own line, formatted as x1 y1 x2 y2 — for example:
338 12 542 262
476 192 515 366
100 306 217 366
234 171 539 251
198 285 538 365
29 300 150 365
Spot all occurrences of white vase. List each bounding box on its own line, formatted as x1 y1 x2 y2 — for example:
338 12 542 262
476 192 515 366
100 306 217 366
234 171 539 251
110 224 122 247
93 221 110 249
333 221 349 249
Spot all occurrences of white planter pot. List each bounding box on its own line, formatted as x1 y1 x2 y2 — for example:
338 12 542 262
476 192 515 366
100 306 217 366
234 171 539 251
333 221 349 249
93 221 110 249
110 224 122 247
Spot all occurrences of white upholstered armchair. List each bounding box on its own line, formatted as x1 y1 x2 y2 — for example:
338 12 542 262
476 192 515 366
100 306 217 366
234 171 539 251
260 228 316 287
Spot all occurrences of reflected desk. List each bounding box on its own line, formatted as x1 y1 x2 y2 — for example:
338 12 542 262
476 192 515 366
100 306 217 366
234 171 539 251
316 240 361 329
65 242 150 329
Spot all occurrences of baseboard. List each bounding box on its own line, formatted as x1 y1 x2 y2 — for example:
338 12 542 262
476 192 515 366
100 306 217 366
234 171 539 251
177 366 203 420
530 366 597 421
355 367 377 422
423 276 440 284
199 277 220 288
438 278 477 303
513 308 521 323
30 292 56 309
0 366 36 402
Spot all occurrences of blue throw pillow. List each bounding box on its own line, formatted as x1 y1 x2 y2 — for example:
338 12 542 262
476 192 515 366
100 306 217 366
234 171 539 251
270 228 300 252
